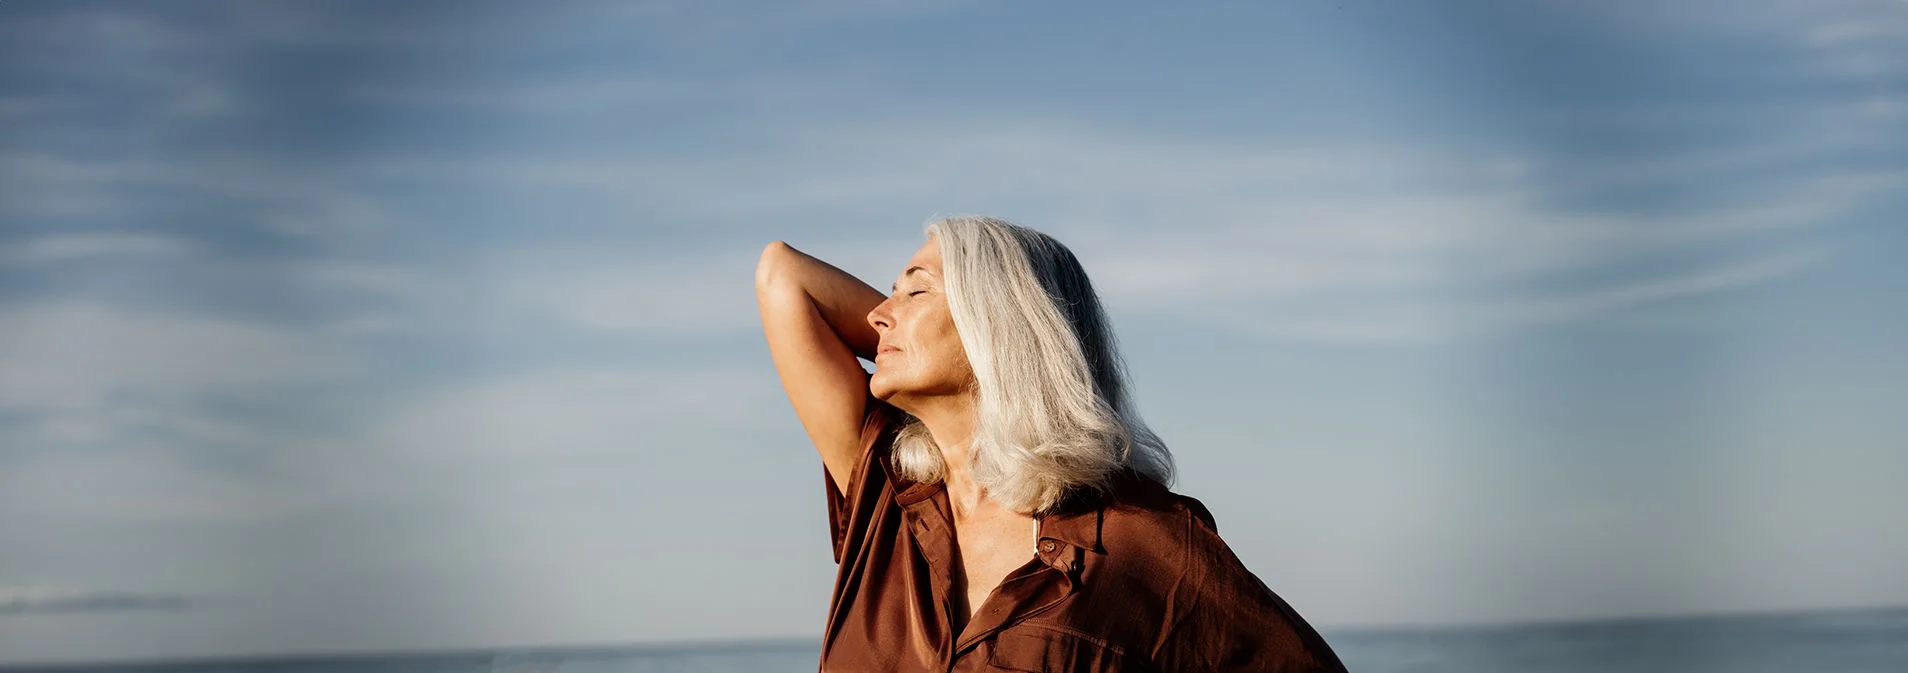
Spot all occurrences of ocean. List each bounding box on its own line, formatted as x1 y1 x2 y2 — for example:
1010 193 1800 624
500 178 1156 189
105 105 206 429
5 606 1904 673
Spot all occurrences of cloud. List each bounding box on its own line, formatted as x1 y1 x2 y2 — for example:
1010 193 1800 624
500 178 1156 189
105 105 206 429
0 153 397 240
0 2 1900 659
0 95 60 120
1492 246 1833 326
0 299 358 523
1211 246 1834 344
0 234 195 265
0 6 197 55
0 291 789 522
0 300 357 412
332 363 783 464
260 249 769 338
295 263 443 305
349 74 691 111
0 443 307 523
6 0 1893 351
2 0 960 61
1554 0 1908 77
355 109 1899 343
480 246 771 335
0 586 197 615
1792 0 1908 77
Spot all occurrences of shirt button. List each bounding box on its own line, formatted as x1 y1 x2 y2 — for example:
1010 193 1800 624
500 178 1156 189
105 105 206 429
1040 540 1056 553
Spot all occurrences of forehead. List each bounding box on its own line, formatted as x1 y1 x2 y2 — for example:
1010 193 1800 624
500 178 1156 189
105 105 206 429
909 237 941 266
891 239 941 290
897 239 941 276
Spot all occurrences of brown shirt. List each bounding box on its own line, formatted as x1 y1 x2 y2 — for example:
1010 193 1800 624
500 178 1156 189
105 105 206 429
819 392 1350 672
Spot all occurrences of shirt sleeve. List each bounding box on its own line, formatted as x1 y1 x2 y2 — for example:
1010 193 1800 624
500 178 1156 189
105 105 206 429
825 380 899 564
1151 515 1350 672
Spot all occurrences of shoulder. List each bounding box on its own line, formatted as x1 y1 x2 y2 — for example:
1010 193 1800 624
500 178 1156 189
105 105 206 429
1057 476 1349 671
1096 480 1292 616
1081 473 1219 597
1096 469 1218 549
1102 482 1344 671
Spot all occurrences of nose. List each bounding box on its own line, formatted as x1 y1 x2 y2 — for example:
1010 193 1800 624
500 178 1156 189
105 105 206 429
867 297 893 331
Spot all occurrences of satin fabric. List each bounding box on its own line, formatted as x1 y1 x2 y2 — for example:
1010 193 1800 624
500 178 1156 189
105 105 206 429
817 391 1350 672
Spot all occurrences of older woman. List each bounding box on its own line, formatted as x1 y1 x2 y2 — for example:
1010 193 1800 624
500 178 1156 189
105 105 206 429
756 216 1348 672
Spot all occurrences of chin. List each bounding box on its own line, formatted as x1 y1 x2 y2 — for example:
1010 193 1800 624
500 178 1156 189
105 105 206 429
867 371 894 400
868 372 919 404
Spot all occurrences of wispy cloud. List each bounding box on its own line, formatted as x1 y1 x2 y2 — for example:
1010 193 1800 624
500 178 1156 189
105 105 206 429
0 154 397 239
0 234 196 265
0 443 306 523
1791 0 1908 76
6 0 1890 348
0 300 356 412
348 364 782 463
0 586 198 615
3 0 1905 658
1556 0 1908 77
479 246 772 335
354 112 1897 343
1213 245 1835 345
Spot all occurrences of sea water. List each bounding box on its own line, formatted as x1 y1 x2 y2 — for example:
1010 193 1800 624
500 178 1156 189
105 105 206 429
6 606 1904 673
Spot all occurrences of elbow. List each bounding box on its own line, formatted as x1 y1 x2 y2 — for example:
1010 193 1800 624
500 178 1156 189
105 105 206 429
756 240 790 291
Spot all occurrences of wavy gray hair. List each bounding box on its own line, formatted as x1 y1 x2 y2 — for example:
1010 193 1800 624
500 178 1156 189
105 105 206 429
887 215 1177 514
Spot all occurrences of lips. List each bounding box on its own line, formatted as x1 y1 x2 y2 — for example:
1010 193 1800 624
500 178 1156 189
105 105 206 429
877 345 900 355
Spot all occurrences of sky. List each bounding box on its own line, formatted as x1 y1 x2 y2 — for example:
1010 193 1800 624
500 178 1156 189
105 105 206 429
2 0 1905 665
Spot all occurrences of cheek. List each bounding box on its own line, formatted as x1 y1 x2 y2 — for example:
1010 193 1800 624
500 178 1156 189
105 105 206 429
888 307 968 377
923 321 971 376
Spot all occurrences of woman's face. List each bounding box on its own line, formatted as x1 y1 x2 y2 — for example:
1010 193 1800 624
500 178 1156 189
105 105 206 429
866 237 974 404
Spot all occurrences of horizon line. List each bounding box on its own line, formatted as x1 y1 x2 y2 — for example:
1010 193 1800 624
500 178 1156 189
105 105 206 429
5 601 1906 670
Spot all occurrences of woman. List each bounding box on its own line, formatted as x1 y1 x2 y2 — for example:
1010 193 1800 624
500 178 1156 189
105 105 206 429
755 216 1348 672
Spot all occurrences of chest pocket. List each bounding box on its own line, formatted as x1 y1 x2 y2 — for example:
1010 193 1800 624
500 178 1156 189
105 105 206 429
984 628 1135 673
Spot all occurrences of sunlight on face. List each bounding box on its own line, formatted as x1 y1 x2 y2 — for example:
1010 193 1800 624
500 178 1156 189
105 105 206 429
866 237 974 406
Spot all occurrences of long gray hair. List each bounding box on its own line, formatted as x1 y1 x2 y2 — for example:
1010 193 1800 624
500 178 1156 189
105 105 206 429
887 215 1176 514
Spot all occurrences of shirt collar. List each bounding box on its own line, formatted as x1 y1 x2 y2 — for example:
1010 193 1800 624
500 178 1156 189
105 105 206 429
892 468 1113 556
1036 495 1104 554
890 458 1154 582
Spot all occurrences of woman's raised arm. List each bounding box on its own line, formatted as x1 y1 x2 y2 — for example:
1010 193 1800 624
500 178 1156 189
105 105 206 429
754 241 887 497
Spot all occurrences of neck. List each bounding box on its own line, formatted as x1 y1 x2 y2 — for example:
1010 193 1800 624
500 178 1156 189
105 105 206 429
905 393 995 519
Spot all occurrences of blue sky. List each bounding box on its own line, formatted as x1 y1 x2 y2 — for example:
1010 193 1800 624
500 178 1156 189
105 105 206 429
2 0 1905 664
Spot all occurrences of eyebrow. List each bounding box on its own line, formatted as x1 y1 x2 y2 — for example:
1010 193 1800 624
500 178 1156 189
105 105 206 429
890 266 929 292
